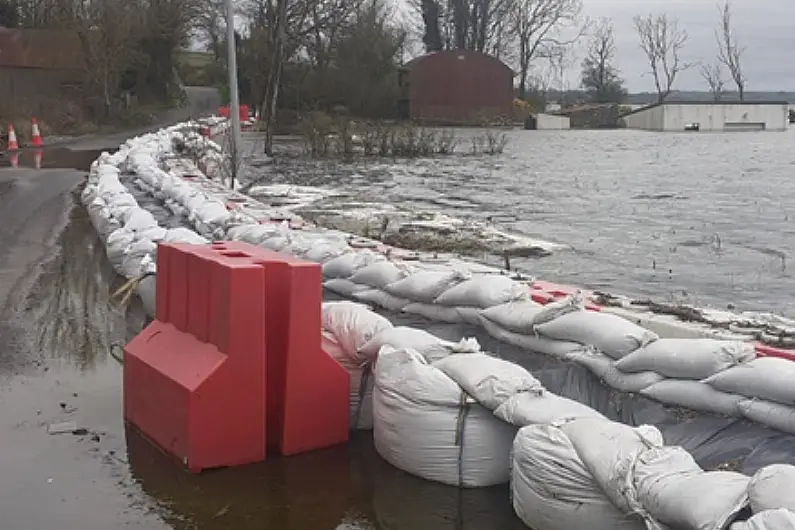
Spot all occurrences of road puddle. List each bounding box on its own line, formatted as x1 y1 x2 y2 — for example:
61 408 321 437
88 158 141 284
0 148 108 171
0 199 523 529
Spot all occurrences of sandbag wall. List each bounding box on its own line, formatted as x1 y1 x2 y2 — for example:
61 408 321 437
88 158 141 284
83 121 795 530
322 302 795 530
85 119 795 437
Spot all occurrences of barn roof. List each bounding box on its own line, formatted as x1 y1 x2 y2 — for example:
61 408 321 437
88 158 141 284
402 49 514 76
0 28 86 70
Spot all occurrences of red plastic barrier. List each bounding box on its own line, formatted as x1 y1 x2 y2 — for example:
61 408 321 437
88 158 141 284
754 342 795 362
217 241 350 456
217 105 250 122
125 242 348 472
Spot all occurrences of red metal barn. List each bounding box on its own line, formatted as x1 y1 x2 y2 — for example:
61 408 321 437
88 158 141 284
398 50 514 125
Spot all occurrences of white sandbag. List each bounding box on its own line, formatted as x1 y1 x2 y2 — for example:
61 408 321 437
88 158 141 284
106 228 136 267
494 390 605 427
530 291 584 326
349 261 411 289
748 465 795 513
402 302 465 324
731 510 795 530
163 227 208 245
633 446 750 530
194 201 231 225
323 278 370 297
136 275 157 317
479 316 585 359
353 288 411 312
738 399 795 435
533 310 659 359
567 349 664 393
433 353 543 411
322 250 384 279
705 358 795 406
561 418 663 517
124 209 159 232
126 238 157 258
640 380 743 417
359 327 479 363
321 301 393 367
479 300 545 334
615 338 756 380
304 242 349 263
433 275 529 309
373 347 517 487
456 306 483 326
511 424 647 530
226 224 279 245
385 269 471 304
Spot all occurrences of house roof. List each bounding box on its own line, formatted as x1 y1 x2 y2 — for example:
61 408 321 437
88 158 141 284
401 49 515 76
0 28 85 70
621 100 791 117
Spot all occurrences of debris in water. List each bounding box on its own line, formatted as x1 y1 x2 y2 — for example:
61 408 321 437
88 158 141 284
47 421 78 435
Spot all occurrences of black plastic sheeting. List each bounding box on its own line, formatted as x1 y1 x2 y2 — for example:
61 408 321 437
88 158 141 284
324 292 795 475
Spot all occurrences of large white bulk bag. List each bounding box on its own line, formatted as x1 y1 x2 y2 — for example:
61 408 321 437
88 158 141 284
533 310 658 359
748 465 795 513
359 327 479 363
511 424 647 530
705 358 795 406
730 510 795 530
373 347 516 487
632 446 750 530
321 301 392 367
615 338 756 380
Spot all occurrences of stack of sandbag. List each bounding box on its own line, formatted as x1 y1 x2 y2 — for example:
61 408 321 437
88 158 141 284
511 416 754 530
320 301 393 430
704 357 795 435
359 326 481 364
731 510 795 530
372 347 516 487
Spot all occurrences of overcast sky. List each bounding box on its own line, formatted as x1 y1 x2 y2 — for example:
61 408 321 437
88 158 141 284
579 0 795 92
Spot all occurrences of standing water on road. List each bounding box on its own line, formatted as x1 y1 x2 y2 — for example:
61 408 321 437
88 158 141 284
244 128 795 316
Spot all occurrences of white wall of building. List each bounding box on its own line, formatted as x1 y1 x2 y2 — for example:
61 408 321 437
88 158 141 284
623 103 789 132
536 113 570 130
622 105 665 130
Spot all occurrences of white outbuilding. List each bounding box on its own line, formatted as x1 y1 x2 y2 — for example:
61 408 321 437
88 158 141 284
525 113 571 130
621 101 789 132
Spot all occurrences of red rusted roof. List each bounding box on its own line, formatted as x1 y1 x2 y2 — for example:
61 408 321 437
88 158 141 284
402 49 515 76
0 28 85 70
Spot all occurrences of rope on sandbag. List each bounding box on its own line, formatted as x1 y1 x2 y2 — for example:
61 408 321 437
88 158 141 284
111 272 155 308
455 390 471 487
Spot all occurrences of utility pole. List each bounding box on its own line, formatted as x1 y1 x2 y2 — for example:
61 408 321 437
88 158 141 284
225 0 242 189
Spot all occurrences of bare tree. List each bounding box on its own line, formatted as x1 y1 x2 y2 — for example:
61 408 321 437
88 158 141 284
716 0 745 100
634 13 691 103
194 0 226 60
414 0 512 56
511 0 585 100
699 61 725 101
580 17 626 103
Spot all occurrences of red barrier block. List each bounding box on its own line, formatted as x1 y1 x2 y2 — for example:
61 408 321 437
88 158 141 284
125 243 267 472
755 342 795 362
216 241 350 456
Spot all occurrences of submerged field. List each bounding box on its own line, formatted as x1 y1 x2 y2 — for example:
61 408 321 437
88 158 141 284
240 127 795 317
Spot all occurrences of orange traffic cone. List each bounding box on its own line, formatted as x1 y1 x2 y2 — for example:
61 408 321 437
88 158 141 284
34 149 43 169
7 124 19 151
31 118 43 147
9 152 19 168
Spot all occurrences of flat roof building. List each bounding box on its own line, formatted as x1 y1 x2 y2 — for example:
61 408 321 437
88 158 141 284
621 101 789 132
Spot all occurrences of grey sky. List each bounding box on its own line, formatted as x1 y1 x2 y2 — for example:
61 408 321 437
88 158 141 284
580 0 795 92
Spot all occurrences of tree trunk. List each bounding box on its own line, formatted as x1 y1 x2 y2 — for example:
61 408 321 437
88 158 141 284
263 0 287 156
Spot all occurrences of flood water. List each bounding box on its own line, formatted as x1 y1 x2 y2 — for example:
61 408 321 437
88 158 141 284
251 128 795 317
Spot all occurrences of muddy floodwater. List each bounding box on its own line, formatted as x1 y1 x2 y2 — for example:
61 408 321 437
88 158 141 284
0 172 526 528
247 128 795 316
